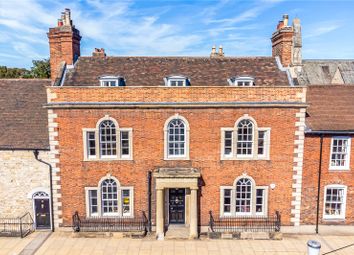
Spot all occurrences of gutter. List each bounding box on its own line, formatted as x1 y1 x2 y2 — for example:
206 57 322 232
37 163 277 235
33 150 55 232
305 130 354 135
0 147 49 151
45 101 308 109
315 134 324 234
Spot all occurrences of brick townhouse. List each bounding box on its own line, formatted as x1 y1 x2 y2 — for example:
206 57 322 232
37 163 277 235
45 10 309 240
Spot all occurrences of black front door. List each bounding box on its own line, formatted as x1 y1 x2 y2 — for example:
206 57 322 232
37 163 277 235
35 199 50 229
169 189 185 224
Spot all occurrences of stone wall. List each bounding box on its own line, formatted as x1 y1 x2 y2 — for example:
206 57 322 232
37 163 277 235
0 150 50 218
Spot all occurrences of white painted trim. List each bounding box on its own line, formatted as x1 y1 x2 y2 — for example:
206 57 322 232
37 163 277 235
82 116 133 161
220 175 269 217
329 137 351 171
323 185 347 220
257 128 271 160
163 114 190 160
85 176 134 218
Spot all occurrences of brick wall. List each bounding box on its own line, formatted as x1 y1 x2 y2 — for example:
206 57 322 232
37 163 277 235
53 107 301 227
47 86 306 103
301 135 354 224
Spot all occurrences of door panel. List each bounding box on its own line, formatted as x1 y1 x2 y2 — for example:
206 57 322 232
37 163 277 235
169 189 185 224
35 199 50 229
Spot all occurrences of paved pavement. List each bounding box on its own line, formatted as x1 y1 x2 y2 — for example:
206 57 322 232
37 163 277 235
0 232 39 255
35 232 354 255
2 232 354 255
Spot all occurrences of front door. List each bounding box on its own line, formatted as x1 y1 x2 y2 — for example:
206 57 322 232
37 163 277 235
169 188 185 224
34 199 50 229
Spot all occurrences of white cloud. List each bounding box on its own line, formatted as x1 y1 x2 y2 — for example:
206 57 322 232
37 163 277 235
304 21 342 39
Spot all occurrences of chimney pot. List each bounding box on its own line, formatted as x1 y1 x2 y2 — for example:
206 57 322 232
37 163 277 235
57 19 63 27
283 14 289 26
93 48 106 57
218 45 224 57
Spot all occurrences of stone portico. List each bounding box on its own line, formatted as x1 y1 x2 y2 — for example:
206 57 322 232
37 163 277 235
153 168 200 240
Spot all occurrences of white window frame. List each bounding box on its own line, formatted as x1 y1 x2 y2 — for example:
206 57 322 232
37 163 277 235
85 187 99 217
257 128 271 160
221 128 234 159
164 114 190 160
99 76 125 87
85 176 134 218
323 184 347 220
220 114 270 160
82 116 133 161
220 176 268 217
164 75 189 87
228 76 255 86
329 137 351 171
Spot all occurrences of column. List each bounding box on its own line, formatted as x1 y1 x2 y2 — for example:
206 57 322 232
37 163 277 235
190 187 198 239
156 188 164 240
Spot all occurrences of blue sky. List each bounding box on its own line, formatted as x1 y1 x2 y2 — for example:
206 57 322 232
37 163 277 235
1 0 354 68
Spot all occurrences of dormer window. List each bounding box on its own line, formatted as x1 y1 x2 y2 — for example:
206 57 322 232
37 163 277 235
99 76 125 87
165 75 190 87
228 76 255 86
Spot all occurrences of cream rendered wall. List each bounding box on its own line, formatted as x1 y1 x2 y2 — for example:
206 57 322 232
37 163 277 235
0 150 50 218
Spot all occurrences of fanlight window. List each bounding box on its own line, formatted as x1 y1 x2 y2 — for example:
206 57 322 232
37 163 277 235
167 119 186 157
101 179 118 215
99 120 117 157
237 119 254 156
235 178 252 214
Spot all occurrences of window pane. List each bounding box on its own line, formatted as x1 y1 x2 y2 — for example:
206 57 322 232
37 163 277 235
120 131 130 156
122 189 131 216
324 187 345 217
258 130 266 156
167 119 186 157
235 178 252 214
101 179 118 214
99 120 117 157
237 120 253 156
89 190 98 215
224 131 233 156
330 138 349 168
255 189 265 214
87 131 96 158
223 189 231 213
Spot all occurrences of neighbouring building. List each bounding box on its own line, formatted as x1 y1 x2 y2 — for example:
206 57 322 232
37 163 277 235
0 79 53 230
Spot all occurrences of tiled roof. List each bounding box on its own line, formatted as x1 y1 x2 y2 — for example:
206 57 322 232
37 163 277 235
0 79 50 149
63 56 289 86
306 85 354 132
297 60 354 85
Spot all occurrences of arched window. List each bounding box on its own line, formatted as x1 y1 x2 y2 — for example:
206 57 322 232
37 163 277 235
235 178 252 214
237 119 254 156
99 120 117 157
101 178 118 215
168 119 186 157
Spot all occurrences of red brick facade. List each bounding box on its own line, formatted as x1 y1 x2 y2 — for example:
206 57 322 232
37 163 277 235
47 87 306 228
301 135 354 224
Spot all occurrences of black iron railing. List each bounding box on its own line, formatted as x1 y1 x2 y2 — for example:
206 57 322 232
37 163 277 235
72 211 148 233
0 212 34 238
209 210 281 233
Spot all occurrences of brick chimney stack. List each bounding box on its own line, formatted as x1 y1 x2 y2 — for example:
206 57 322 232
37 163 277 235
271 14 293 67
271 14 302 68
48 8 81 82
92 48 106 57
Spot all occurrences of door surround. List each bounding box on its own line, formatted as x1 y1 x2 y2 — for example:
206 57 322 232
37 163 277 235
153 167 200 240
